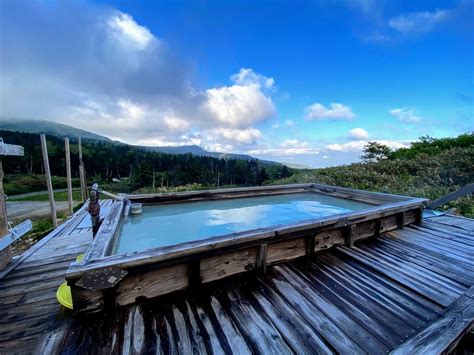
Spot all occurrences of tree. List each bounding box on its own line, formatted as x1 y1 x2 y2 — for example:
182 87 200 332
361 142 392 162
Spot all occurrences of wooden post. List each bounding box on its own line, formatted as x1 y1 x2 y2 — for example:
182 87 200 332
0 160 11 270
152 169 155 191
40 134 58 228
78 137 87 201
65 138 73 215
0 139 24 270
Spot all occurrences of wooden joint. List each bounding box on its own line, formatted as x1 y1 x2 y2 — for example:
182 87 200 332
375 218 382 236
305 235 315 256
188 260 201 288
345 224 356 248
415 207 423 225
256 244 268 274
397 212 406 229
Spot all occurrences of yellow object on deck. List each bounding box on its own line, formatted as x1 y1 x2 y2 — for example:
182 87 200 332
56 282 73 310
76 253 85 262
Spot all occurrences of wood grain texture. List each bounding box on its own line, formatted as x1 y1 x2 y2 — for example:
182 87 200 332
116 264 189 306
200 248 257 283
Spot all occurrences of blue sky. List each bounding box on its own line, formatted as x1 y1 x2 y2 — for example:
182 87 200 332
0 0 472 167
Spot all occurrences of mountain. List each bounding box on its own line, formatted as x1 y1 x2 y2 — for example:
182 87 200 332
0 119 112 142
282 162 313 169
0 119 279 164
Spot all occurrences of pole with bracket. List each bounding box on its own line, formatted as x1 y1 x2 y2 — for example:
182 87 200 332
0 138 25 270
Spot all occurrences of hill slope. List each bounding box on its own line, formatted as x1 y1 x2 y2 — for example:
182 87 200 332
0 119 111 141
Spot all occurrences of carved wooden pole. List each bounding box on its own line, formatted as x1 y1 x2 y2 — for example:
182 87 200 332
40 134 58 228
65 138 73 215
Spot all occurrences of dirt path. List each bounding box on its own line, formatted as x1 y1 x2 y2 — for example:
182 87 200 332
6 200 81 220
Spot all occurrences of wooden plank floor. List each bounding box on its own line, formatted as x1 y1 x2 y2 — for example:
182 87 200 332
1 211 473 354
0 200 114 354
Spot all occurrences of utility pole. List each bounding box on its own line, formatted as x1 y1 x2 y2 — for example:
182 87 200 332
0 138 25 270
40 134 58 228
65 138 73 215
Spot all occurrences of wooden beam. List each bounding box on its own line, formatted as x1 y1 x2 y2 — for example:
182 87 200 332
188 260 201 288
397 212 405 229
78 137 87 202
256 244 268 274
345 224 356 247
305 235 315 256
40 134 58 228
65 138 73 215
426 183 474 210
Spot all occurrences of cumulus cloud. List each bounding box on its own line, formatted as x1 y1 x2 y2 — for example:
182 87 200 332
248 139 318 156
327 140 408 152
389 107 422 123
281 139 309 148
210 127 263 145
388 9 449 35
203 76 276 128
0 1 276 150
305 103 355 120
349 128 369 139
285 120 295 127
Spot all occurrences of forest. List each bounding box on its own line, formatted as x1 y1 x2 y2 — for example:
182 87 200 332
1 130 293 195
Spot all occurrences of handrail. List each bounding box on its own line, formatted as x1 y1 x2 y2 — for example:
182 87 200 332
426 183 474 210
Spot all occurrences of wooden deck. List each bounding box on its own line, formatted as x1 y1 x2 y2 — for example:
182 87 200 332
0 204 473 354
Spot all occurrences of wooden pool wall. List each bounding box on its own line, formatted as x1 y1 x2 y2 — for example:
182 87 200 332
65 183 427 314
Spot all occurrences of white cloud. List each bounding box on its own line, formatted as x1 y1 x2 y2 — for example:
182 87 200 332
230 68 275 89
163 116 190 132
248 147 320 156
322 155 329 159
388 9 449 35
204 83 275 128
349 128 369 139
305 103 355 120
272 122 280 128
108 12 155 50
281 139 309 148
389 107 422 123
285 120 295 126
210 127 262 145
327 140 408 152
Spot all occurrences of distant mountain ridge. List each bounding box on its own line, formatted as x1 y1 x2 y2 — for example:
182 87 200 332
0 119 111 142
0 119 279 165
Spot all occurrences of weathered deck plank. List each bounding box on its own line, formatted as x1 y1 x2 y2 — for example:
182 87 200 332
0 211 473 354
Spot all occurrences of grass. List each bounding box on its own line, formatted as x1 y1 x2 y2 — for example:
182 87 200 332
9 189 82 202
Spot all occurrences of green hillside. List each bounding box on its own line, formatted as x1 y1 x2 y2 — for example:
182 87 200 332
275 134 474 217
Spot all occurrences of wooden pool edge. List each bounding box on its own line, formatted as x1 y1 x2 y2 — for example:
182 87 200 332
65 183 428 314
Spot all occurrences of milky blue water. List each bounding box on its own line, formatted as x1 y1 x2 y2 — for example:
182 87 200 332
113 193 371 254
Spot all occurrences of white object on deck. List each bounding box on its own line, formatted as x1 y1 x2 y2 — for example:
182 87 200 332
130 203 142 215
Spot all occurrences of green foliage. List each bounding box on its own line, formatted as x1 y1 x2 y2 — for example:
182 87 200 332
276 134 474 217
4 174 81 195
